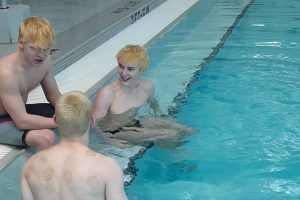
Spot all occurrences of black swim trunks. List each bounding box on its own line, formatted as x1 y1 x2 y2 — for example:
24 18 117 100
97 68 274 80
108 119 143 135
0 103 55 147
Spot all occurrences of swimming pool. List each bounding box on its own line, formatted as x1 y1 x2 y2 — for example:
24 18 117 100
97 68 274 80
125 0 300 199
1 0 299 198
0 1 200 199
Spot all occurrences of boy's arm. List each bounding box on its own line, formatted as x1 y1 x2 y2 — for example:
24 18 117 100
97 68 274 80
145 81 163 116
0 71 56 129
148 94 163 117
105 158 128 200
21 168 35 200
92 87 113 122
41 68 61 107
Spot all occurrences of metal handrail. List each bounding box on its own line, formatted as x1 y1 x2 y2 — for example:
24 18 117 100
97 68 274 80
0 0 9 9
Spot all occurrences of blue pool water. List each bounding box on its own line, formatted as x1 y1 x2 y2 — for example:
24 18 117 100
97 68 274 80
126 0 300 199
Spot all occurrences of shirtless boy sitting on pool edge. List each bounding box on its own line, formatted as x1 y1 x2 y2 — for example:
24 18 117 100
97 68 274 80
0 16 61 151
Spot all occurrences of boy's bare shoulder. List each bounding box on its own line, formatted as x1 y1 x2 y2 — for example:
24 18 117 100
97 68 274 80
94 152 120 167
23 151 50 173
140 78 154 92
0 51 17 64
0 54 19 80
96 81 119 101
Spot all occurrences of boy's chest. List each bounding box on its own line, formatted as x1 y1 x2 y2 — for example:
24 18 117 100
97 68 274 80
19 69 47 94
111 93 148 114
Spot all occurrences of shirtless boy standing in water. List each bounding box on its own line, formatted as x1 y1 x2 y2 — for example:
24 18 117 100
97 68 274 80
21 91 128 200
0 16 61 151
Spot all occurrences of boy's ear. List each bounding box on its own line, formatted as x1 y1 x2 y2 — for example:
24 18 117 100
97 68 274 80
19 40 25 49
139 68 145 74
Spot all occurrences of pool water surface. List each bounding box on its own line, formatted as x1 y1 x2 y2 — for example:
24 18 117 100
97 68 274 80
126 0 300 199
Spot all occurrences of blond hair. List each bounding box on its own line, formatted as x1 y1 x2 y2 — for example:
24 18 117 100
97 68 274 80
18 16 54 49
55 91 91 137
116 44 148 71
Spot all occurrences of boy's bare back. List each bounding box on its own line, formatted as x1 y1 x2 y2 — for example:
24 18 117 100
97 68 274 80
22 142 126 200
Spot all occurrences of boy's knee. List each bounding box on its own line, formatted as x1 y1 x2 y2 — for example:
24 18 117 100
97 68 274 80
26 129 56 151
40 130 55 149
